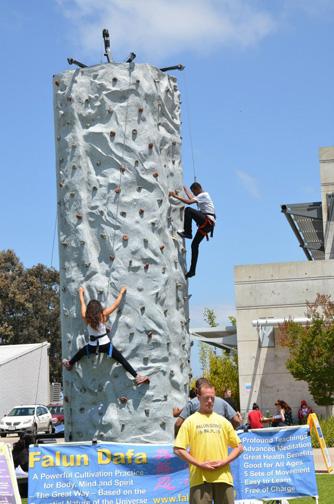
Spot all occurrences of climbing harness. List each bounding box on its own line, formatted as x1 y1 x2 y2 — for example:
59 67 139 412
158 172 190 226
198 213 216 241
89 332 108 354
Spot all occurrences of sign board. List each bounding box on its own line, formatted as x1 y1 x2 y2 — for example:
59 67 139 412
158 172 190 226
0 442 21 503
28 427 317 503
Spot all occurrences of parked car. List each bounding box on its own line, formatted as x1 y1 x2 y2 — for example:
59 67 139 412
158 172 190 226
0 405 53 437
48 404 64 425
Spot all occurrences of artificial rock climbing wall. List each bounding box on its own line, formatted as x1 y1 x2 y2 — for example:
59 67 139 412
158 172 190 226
53 62 190 443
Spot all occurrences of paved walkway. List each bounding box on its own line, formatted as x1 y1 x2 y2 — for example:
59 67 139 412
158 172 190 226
313 447 334 473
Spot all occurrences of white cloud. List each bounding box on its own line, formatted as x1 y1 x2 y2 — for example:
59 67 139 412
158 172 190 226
235 169 261 199
56 0 276 61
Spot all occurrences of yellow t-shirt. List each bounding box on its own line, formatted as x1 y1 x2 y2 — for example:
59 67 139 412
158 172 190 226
174 411 241 488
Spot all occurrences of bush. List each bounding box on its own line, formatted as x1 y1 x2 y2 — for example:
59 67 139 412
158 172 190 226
311 416 334 448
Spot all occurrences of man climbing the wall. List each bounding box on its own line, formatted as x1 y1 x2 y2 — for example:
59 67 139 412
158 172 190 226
169 182 216 278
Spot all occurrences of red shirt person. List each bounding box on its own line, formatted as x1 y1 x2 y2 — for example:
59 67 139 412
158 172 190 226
248 403 264 429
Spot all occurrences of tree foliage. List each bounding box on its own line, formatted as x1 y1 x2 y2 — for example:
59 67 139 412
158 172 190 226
278 294 334 406
198 307 239 406
0 250 61 381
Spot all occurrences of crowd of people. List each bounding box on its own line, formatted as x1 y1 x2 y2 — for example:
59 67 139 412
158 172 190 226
247 399 313 429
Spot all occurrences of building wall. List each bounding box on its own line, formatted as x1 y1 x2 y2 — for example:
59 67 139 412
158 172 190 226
0 344 50 418
235 260 334 419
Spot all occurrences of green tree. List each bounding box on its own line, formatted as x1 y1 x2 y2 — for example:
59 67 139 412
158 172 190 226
198 307 239 406
0 250 61 381
279 294 334 407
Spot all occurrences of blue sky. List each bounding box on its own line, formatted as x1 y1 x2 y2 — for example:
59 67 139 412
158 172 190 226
1 0 334 335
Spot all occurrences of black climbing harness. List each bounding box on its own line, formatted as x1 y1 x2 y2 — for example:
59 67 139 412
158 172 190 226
89 333 108 354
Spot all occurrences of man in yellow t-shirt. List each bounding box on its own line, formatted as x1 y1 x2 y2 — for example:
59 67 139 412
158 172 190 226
174 382 243 504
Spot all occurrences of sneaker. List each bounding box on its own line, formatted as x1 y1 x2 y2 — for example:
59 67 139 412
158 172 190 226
62 358 73 370
135 374 150 385
177 231 192 239
186 270 195 279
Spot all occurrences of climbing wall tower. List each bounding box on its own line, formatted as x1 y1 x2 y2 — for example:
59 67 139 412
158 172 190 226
53 62 190 442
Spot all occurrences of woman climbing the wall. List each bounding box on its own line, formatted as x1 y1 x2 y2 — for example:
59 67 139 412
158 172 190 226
62 287 150 385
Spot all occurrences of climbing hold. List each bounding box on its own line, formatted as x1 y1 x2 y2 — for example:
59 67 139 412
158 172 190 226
114 186 121 193
136 79 140 84
139 208 144 216
84 262 91 268
64 396 69 403
108 107 113 114
144 263 149 270
134 160 139 167
140 307 145 315
145 409 150 417
148 143 154 150
137 186 142 192
76 213 82 220
132 129 137 140
153 172 159 178
172 160 175 165
138 107 144 113
120 166 126 173
120 211 126 217
119 397 128 404
122 234 128 241
157 199 163 206
162 267 166 274
67 96 72 102
160 421 166 430
57 136 61 141
164 310 168 317
55 80 60 86
172 141 176 146
96 161 101 166
147 331 153 338
112 77 118 86
100 233 107 239
109 256 115 261
59 181 64 187
110 130 116 139
160 244 165 251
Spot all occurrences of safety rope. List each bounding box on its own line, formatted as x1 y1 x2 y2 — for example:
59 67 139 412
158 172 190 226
107 63 133 301
50 214 57 268
182 71 197 182
34 343 44 406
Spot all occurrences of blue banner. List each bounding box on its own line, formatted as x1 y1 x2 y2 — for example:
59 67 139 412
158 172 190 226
28 442 189 504
233 427 318 500
28 427 317 503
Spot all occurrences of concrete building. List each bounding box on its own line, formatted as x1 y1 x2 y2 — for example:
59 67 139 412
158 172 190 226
0 343 50 418
235 147 334 419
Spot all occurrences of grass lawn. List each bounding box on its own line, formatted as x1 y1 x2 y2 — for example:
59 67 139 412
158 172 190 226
20 474 334 503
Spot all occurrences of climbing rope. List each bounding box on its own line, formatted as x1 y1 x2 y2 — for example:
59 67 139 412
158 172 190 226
34 344 44 406
182 71 197 182
107 64 133 300
50 214 57 268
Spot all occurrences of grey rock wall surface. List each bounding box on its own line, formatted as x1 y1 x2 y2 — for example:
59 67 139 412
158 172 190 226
53 62 190 443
